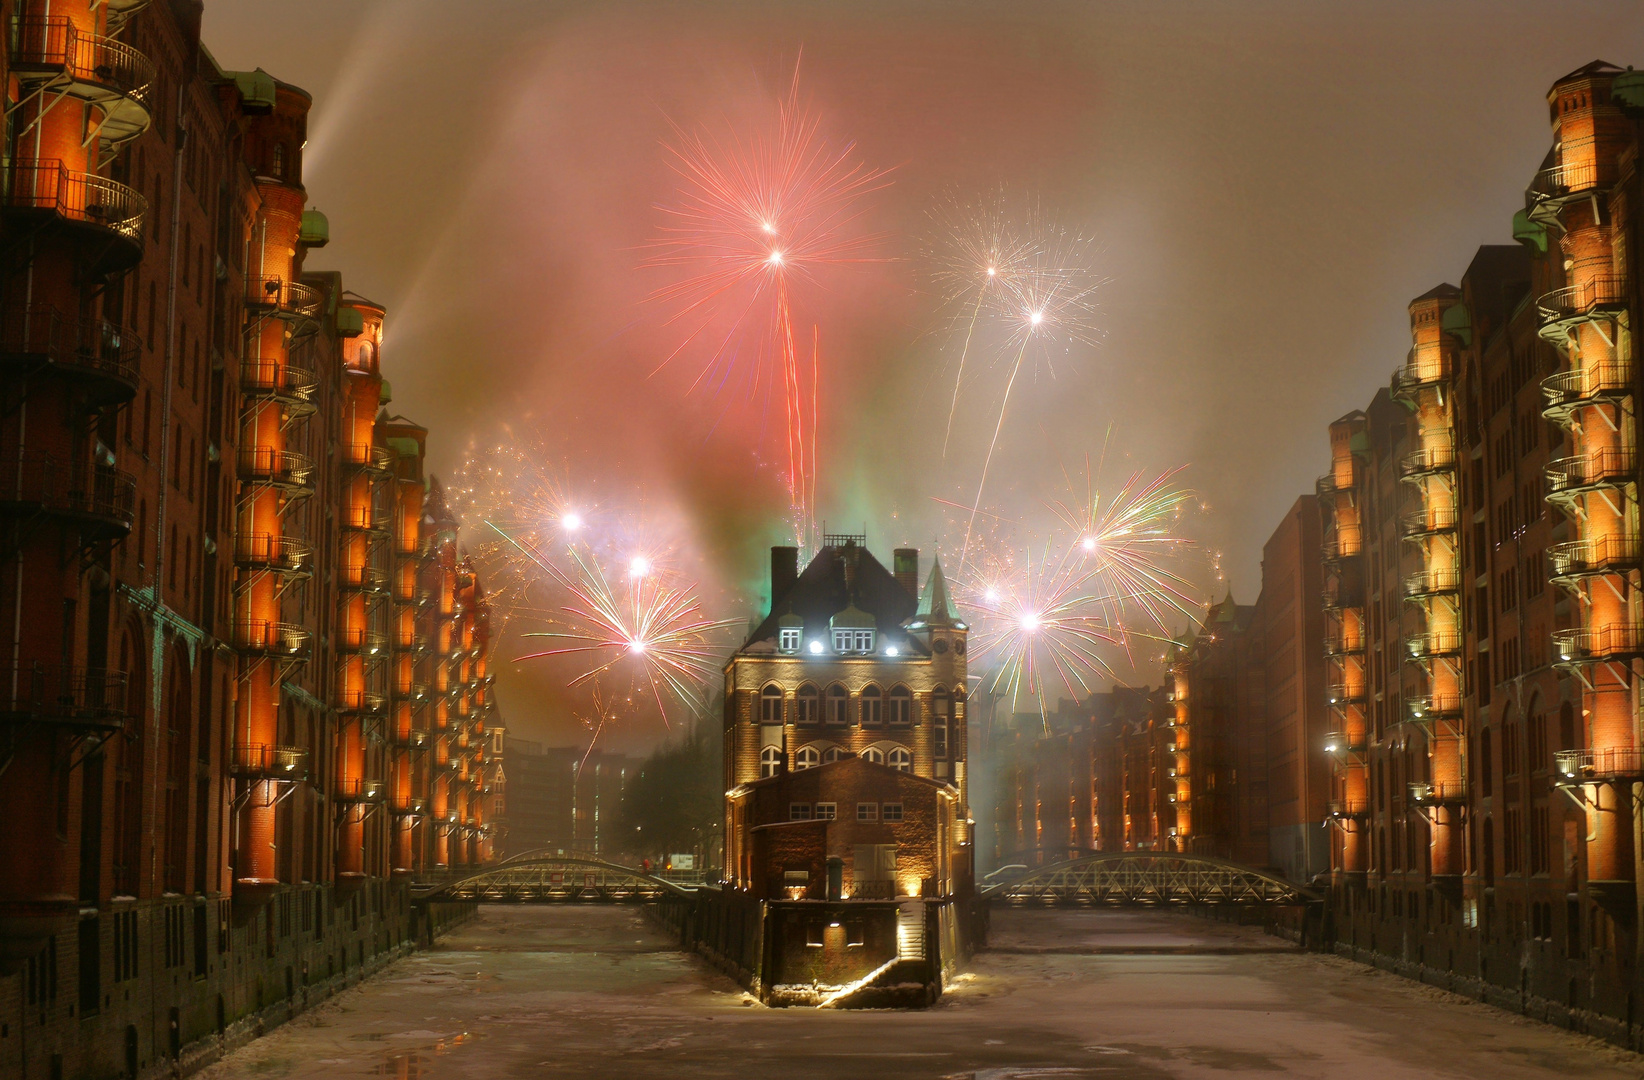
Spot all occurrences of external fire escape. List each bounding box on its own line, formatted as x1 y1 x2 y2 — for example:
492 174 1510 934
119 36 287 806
1533 65 1644 916
1392 292 1468 893
1318 418 1370 882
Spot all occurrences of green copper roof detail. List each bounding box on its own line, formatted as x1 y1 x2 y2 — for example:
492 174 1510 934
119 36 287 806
1511 209 1548 254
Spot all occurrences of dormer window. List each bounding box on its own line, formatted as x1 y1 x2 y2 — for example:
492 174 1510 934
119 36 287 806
832 627 874 653
779 627 801 652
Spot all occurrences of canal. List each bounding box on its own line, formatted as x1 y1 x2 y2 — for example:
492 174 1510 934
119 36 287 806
197 906 1642 1079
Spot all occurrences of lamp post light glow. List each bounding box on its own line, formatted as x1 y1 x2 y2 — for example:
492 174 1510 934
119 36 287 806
808 639 824 655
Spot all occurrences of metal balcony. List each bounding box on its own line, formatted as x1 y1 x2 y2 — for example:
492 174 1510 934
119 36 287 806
1323 633 1365 658
1554 747 1644 786
1399 443 1458 479
336 689 388 715
1408 781 1467 807
1405 630 1462 660
232 743 308 781
1316 469 1355 501
390 794 427 816
1404 566 1462 599
337 628 390 657
0 305 140 403
0 453 136 539
1542 359 1633 425
1545 447 1635 500
1321 533 1363 564
345 443 395 476
0 662 128 731
1526 155 1614 225
234 533 310 576
10 19 154 148
393 727 430 750
3 161 146 272
1328 799 1368 821
1548 535 1641 583
237 446 316 493
339 564 390 593
1401 504 1460 537
1321 579 1364 613
342 504 392 535
1554 623 1644 665
1408 694 1463 723
1392 353 1452 399
1324 731 1366 755
1326 685 1366 708
233 620 310 658
1536 277 1629 343
245 276 324 324
240 357 318 414
335 778 385 803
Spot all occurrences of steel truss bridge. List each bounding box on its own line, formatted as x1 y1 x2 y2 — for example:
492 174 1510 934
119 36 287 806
413 856 694 903
981 853 1321 906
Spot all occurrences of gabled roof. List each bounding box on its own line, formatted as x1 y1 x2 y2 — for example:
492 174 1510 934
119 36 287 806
1555 60 1624 84
739 543 921 655
1411 283 1461 304
735 753 958 795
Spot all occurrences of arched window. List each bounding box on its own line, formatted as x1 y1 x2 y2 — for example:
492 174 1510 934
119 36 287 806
272 143 285 178
860 685 883 727
355 340 376 373
759 685 783 724
888 747 911 772
824 684 848 725
822 746 845 763
932 686 951 724
796 684 819 725
888 685 911 726
759 746 781 778
861 747 884 765
795 746 820 770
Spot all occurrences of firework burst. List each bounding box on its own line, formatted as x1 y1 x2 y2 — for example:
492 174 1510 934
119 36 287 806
644 61 890 550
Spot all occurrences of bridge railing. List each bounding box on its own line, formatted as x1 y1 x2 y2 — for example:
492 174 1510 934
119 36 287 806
981 852 1320 906
412 856 696 903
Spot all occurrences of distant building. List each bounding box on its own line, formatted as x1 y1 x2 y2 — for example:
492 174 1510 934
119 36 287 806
501 741 632 858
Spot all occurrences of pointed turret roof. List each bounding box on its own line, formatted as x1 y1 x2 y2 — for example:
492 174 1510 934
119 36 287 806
916 558 958 625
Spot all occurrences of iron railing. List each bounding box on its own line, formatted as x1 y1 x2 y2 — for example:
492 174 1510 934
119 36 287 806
1537 277 1629 323
0 304 140 393
1545 446 1636 496
1404 567 1462 597
233 532 310 573
4 160 146 243
1328 799 1369 819
1408 694 1463 721
1548 535 1641 578
345 443 395 474
232 619 310 657
1323 731 1366 754
1542 359 1633 416
335 689 387 714
1392 351 1451 396
1406 630 1463 659
232 743 308 779
237 446 315 490
245 275 324 319
1407 781 1467 806
1554 623 1644 663
336 628 389 656
240 357 318 405
335 777 384 802
339 564 390 592
0 662 127 728
982 852 1320 906
10 17 154 114
1399 443 1457 477
1325 685 1365 706
341 504 392 533
0 452 136 533
1554 747 1644 785
1321 533 1363 562
1401 504 1460 536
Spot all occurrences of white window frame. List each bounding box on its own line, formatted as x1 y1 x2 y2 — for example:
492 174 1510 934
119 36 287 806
888 747 911 772
790 803 813 821
795 746 820 770
759 746 781 778
861 747 884 764
815 802 837 820
857 802 878 822
882 802 904 823
779 627 801 652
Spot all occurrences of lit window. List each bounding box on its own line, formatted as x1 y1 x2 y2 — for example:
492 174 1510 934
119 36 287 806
797 684 820 724
882 803 904 823
832 628 875 653
815 802 837 820
888 686 911 726
824 684 848 725
795 746 820 770
779 628 801 652
790 803 813 821
759 746 781 779
860 685 883 727
888 747 911 772
857 802 878 822
861 747 884 765
760 685 783 724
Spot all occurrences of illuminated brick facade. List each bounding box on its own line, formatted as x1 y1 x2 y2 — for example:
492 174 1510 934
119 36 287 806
0 4 499 1076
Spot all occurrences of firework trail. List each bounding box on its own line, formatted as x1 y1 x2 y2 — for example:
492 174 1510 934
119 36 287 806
644 60 890 550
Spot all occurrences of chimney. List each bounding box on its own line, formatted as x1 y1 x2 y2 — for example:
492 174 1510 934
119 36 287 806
893 548 919 598
770 546 799 613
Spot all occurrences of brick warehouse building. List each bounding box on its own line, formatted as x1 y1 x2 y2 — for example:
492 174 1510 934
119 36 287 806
1316 61 1644 1041
717 537 973 1004
0 3 502 1077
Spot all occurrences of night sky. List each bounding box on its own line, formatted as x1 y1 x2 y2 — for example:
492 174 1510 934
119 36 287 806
203 0 1644 750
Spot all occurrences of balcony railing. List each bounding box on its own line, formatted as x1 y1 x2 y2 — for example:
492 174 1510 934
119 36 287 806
0 662 128 729
0 452 136 536
335 778 384 802
245 276 324 320
1400 504 1460 536
1554 747 1644 785
232 743 308 780
1542 359 1633 419
233 532 310 574
1546 446 1636 497
1408 781 1467 807
237 446 316 492
0 304 140 399
336 628 389 656
390 794 427 816
336 689 388 714
1321 533 1363 563
240 357 318 408
1554 623 1644 664
345 443 395 474
1392 352 1452 397
1536 277 1629 328
394 727 430 749
233 620 310 658
1399 443 1457 478
1548 535 1641 580
1404 566 1462 598
1406 630 1462 659
10 17 154 118
1316 469 1354 500
1323 633 1365 658
1324 731 1366 755
1408 694 1463 722
1326 685 1365 707
1527 156 1614 205
342 504 392 534
1327 799 1369 820
339 564 390 592
4 160 146 246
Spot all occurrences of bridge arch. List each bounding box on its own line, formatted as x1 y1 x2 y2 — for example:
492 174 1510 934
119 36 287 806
414 856 693 903
982 852 1321 906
